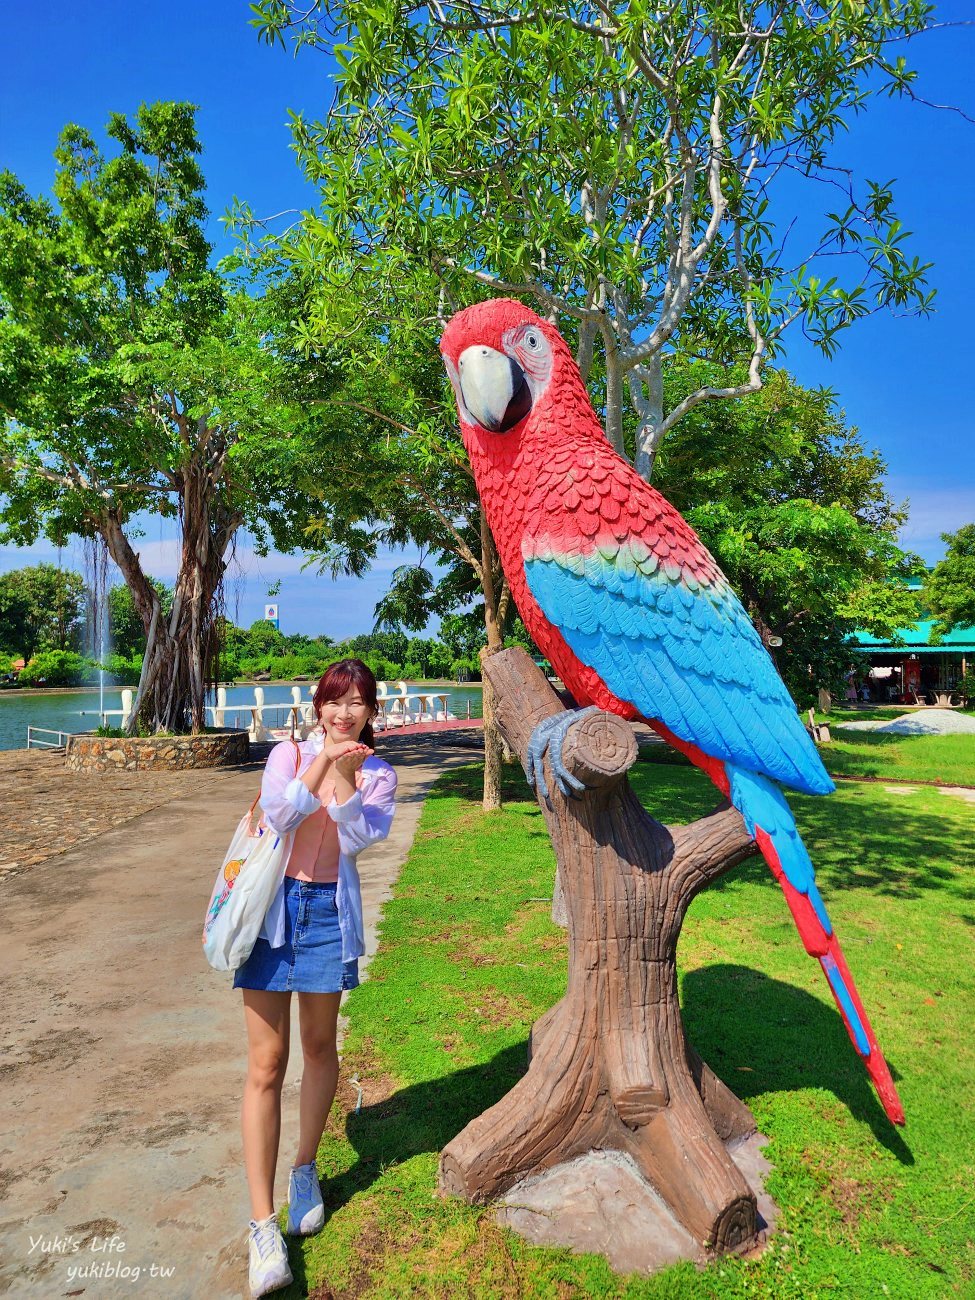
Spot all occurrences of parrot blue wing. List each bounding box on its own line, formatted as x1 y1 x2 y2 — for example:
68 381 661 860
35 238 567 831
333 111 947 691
523 538 834 796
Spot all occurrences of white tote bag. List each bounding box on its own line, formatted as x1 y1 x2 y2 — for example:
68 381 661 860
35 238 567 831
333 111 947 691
202 745 298 972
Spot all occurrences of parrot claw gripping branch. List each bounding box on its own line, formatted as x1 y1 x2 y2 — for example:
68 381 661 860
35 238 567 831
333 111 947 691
525 705 602 803
437 298 905 1260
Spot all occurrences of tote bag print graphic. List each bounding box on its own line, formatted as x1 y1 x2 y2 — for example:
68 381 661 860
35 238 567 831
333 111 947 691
202 743 299 972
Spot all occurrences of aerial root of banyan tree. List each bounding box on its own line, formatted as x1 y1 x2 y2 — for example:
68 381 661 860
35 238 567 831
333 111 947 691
438 647 767 1258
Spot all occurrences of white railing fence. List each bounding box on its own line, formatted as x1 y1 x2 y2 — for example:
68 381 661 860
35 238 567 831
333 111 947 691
27 726 77 750
26 684 464 750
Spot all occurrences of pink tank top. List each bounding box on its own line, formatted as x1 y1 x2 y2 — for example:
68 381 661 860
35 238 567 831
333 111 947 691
284 767 363 883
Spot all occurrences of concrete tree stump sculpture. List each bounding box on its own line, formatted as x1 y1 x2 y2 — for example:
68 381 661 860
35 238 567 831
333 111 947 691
440 647 765 1253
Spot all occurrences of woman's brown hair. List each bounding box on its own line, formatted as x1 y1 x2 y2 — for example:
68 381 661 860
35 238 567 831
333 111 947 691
313 658 379 748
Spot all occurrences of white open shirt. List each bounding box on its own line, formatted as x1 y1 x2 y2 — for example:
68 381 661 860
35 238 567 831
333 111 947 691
257 732 398 959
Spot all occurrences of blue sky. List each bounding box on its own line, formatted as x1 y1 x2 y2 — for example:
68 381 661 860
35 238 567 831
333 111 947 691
1 2 972 636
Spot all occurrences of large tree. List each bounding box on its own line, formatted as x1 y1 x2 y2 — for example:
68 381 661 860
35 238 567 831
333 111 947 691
924 524 975 635
0 103 334 732
0 563 86 659
249 0 938 477
652 364 922 703
238 0 942 792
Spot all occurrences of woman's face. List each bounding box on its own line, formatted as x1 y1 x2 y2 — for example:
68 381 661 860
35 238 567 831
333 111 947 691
318 685 372 744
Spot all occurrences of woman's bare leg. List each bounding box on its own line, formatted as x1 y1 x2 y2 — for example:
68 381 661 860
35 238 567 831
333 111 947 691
241 989 291 1220
293 992 342 1168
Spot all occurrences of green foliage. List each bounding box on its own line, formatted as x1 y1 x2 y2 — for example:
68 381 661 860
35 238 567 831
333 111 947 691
245 618 289 656
101 651 143 685
0 103 218 545
247 0 936 467
18 649 93 687
109 580 172 658
240 2 939 737
271 289 491 641
213 615 472 681
0 564 86 658
93 719 176 738
923 524 975 635
450 655 481 681
0 102 347 731
653 366 922 704
438 611 488 660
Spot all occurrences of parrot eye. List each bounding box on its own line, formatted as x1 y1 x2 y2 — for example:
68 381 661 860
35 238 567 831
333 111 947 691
525 331 541 349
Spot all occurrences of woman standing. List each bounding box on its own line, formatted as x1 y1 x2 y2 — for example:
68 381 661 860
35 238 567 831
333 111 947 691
235 659 397 1298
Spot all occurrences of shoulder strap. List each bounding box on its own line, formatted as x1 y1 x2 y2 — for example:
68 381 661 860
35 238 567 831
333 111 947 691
248 739 303 819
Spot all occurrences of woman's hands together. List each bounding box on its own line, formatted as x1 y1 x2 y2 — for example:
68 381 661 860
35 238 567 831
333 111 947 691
323 739 373 778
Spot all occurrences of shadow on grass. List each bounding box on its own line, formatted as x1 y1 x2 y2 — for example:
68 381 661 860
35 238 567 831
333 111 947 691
321 965 910 1229
432 764 540 807
682 964 912 1161
781 789 972 902
317 1042 527 1221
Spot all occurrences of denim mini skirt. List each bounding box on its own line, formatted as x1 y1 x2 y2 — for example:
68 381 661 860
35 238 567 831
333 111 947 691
233 876 360 994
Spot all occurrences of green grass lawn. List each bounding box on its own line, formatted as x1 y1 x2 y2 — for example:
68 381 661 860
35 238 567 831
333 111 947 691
283 761 975 1298
641 728 975 788
816 708 975 724
816 707 924 724
819 732 975 786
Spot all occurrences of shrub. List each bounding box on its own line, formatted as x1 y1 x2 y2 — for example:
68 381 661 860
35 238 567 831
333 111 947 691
19 649 94 687
102 652 143 685
426 644 453 678
216 652 241 682
369 657 404 682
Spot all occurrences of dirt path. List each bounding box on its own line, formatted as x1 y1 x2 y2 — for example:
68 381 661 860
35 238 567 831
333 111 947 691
0 749 193 881
0 736 480 1298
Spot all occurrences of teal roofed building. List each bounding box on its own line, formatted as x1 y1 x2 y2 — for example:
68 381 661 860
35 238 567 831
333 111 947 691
848 579 974 705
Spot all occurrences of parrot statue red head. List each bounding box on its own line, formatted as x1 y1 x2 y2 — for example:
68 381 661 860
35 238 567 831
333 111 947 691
440 298 601 445
438 296 906 1129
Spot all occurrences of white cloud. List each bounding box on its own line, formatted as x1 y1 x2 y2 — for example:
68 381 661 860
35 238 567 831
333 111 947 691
0 541 71 573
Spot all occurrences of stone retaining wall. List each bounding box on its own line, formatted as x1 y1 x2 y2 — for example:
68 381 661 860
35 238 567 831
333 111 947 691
65 730 249 772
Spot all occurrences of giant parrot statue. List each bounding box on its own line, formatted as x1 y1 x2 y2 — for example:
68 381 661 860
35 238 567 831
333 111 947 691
440 297 904 1127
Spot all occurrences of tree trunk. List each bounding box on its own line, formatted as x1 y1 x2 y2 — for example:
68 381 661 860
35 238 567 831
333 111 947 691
479 509 505 812
439 648 764 1257
632 355 665 480
99 461 239 734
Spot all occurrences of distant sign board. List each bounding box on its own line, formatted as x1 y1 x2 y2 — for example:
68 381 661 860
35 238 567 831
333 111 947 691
265 603 279 628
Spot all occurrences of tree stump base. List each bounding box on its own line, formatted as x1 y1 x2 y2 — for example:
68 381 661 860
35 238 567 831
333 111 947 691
496 1134 777 1275
438 648 778 1270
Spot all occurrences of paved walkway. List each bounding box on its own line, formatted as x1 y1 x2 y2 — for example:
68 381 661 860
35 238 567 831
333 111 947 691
0 749 191 882
0 735 481 1299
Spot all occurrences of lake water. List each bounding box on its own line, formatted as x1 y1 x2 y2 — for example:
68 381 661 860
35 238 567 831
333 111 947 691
0 682 484 752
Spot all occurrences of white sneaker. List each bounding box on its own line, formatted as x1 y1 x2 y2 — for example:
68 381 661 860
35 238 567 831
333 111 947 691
248 1214 293 1298
287 1161 325 1235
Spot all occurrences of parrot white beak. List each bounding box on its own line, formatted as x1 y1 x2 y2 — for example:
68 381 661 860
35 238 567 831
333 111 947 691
457 345 532 433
